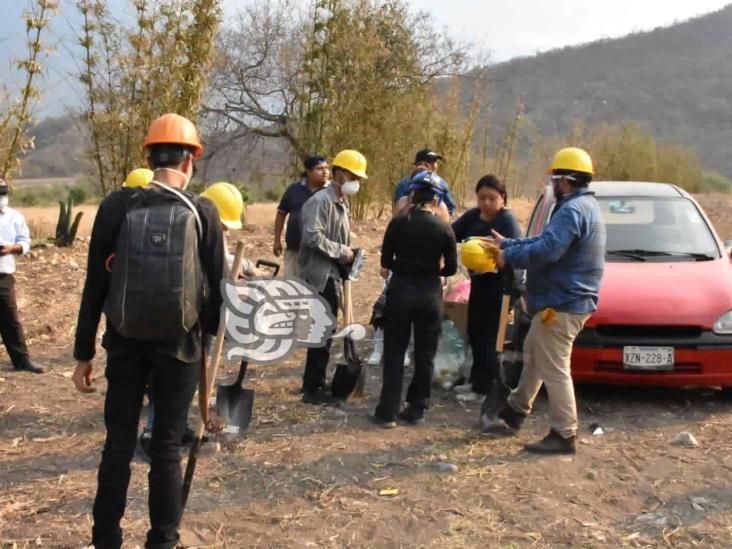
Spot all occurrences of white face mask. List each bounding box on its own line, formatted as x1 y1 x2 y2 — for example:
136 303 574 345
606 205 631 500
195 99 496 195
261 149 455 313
0 196 9 211
341 180 360 196
156 167 191 189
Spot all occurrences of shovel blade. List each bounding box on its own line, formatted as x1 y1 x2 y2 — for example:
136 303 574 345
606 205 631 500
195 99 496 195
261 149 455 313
331 361 361 399
215 385 254 435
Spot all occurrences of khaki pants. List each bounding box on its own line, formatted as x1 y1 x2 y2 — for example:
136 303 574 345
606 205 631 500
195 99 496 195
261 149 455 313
507 310 590 438
283 249 299 278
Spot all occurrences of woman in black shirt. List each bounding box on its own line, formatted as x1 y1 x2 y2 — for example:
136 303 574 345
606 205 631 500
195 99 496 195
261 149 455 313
370 171 458 427
451 175 522 399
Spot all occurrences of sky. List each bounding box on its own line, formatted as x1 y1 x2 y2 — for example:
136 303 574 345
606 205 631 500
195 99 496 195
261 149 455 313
1 0 731 116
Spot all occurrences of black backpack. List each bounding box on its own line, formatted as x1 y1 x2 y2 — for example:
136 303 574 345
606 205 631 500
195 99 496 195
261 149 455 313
104 183 204 341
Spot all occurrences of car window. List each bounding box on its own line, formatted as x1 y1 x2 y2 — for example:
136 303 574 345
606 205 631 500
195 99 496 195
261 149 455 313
527 193 546 236
600 197 719 258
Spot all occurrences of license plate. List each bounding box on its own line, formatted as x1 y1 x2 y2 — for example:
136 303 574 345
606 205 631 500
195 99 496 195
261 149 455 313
623 346 674 371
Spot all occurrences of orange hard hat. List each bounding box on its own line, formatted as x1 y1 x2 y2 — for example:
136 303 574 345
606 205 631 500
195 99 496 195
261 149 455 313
142 113 203 159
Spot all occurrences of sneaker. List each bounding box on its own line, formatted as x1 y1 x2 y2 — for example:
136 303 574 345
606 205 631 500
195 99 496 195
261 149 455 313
480 414 514 436
524 429 576 455
368 411 396 429
452 382 473 394
302 389 340 407
456 391 482 403
14 361 45 374
366 347 383 366
397 405 425 425
497 402 527 431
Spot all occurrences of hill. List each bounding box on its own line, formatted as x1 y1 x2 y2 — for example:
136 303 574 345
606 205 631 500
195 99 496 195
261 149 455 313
485 4 732 177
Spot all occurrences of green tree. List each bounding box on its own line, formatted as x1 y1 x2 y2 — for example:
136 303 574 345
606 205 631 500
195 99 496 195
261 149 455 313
76 0 222 194
0 0 58 180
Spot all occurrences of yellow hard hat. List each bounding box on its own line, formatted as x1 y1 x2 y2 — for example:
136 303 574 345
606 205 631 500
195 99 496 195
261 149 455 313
550 147 593 175
460 238 497 273
201 182 244 229
332 149 368 179
123 168 154 188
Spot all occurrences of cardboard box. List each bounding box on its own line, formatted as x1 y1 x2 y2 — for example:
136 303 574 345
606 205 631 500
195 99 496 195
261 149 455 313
443 300 468 336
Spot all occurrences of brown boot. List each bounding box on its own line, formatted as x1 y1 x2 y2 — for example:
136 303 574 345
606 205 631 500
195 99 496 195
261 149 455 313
525 429 576 455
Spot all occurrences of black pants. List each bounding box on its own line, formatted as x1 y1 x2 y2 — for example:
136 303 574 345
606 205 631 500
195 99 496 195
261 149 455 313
0 274 31 368
467 281 502 395
302 277 339 392
375 276 442 420
91 344 198 549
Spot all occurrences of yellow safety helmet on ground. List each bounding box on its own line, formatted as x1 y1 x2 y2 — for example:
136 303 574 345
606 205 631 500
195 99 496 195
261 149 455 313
331 150 368 179
550 147 594 175
143 113 204 159
123 168 154 188
201 182 244 230
460 238 497 273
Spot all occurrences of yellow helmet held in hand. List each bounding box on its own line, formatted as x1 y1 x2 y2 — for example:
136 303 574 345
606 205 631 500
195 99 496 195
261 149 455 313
332 149 368 179
460 238 497 274
201 182 245 230
551 147 594 175
123 168 154 188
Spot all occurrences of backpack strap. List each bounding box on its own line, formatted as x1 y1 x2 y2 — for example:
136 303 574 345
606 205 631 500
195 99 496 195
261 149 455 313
150 180 204 240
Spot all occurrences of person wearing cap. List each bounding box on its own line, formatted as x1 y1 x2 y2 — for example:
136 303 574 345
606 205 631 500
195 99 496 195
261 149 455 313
297 149 365 406
0 177 43 373
71 113 226 547
485 147 606 455
274 155 329 277
393 149 456 216
369 171 457 427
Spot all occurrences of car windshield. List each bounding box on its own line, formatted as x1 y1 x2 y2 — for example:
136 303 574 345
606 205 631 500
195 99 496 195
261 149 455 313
598 196 719 260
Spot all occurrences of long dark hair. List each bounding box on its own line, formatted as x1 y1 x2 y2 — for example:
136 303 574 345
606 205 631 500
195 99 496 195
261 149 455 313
475 174 508 205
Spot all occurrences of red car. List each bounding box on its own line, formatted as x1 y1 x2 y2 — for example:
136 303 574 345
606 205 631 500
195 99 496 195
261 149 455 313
516 181 732 389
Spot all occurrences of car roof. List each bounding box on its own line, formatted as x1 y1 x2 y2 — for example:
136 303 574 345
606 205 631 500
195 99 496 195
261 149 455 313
590 181 688 198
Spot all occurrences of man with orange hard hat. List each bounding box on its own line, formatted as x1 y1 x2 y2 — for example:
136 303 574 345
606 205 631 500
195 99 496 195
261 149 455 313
72 113 226 548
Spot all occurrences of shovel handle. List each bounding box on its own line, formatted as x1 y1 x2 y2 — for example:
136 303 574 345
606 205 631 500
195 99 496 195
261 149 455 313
496 294 511 353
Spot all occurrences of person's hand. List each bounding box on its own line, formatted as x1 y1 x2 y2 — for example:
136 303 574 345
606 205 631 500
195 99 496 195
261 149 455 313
495 250 506 270
72 361 96 393
273 241 283 257
249 267 267 277
345 248 355 263
0 245 16 256
380 267 390 280
491 229 507 246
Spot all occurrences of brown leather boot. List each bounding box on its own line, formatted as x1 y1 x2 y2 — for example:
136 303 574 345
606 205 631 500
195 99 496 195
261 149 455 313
525 429 576 455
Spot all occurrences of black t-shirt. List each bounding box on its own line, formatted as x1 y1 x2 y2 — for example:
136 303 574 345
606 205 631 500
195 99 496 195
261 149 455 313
381 209 458 278
452 207 522 288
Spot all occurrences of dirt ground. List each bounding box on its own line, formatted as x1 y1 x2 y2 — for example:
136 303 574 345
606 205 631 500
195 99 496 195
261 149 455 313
3 194 732 548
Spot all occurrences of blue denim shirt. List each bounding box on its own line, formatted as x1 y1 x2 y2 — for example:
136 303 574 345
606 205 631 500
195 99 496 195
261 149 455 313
393 174 456 215
501 190 606 315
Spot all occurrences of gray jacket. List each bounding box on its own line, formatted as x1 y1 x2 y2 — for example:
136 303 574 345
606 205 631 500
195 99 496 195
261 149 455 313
298 184 351 292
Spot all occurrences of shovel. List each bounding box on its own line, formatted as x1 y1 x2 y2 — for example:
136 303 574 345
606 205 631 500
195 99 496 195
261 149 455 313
480 269 514 424
331 278 364 399
214 259 280 435
181 241 246 512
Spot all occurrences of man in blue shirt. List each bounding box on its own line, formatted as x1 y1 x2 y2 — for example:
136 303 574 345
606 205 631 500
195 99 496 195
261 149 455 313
486 148 605 455
393 149 456 216
274 155 329 277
